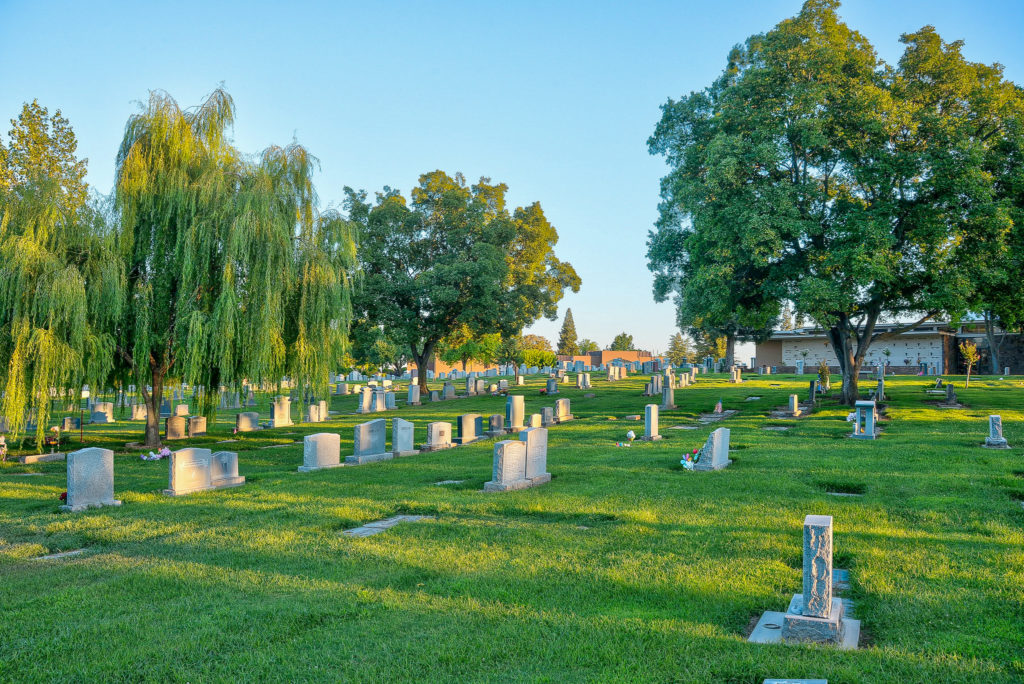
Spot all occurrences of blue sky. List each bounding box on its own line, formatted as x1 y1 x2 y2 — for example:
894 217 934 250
2 0 1021 357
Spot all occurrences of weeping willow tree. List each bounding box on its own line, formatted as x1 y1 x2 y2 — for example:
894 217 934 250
115 88 354 446
0 102 123 449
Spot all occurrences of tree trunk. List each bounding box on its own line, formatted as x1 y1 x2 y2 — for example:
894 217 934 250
142 371 163 447
413 340 435 393
725 333 736 369
984 312 1001 375
826 311 879 406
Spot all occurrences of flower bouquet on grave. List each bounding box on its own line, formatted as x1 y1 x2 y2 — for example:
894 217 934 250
59 491 67 501
45 426 60 451
713 400 723 414
142 446 172 461
681 446 703 470
616 430 636 447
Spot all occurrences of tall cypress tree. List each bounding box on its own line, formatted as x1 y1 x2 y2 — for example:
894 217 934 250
557 308 579 356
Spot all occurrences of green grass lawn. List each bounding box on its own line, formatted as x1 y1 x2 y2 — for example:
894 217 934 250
2 373 1023 682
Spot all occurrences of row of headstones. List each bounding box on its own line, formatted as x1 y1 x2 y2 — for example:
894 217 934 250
58 446 244 511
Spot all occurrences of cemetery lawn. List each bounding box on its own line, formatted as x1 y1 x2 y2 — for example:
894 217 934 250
2 374 1023 683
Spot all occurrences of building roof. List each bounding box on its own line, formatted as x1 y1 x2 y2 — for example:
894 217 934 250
766 321 952 341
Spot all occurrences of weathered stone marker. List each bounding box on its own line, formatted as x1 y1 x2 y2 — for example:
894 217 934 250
61 448 121 512
187 416 207 437
694 427 731 471
483 440 530 491
788 394 802 417
984 415 1010 448
407 384 421 406
661 385 676 410
780 515 851 644
271 396 293 427
299 433 342 472
545 378 558 395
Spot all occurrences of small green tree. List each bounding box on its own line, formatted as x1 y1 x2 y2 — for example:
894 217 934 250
666 332 693 366
960 340 980 388
577 338 599 353
556 308 579 356
608 333 635 351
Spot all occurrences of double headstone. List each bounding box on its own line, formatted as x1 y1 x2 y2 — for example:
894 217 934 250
164 448 245 496
60 447 121 512
484 426 552 491
299 433 342 472
346 419 390 464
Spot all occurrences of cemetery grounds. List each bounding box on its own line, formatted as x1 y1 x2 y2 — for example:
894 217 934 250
1 373 1022 682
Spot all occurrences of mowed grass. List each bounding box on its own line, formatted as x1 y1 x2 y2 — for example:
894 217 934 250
2 373 1023 682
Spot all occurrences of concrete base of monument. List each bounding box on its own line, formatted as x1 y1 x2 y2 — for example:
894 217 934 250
344 452 394 465
392 450 420 458
483 472 551 492
556 416 574 423
638 435 663 441
297 463 345 472
983 440 1011 449
454 437 485 445
748 611 860 650
694 458 732 471
163 477 245 496
19 452 65 464
419 443 453 453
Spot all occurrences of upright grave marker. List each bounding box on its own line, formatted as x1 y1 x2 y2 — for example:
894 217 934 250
346 419 391 464
60 448 121 512
164 448 245 496
299 433 342 472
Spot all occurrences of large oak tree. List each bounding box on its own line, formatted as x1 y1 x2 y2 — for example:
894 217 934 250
347 171 579 391
649 0 1023 402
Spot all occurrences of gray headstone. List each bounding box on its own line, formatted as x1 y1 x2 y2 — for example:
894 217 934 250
300 432 342 471
165 416 187 441
985 414 1009 448
694 427 731 471
236 412 259 432
187 415 207 437
164 447 244 496
392 418 417 456
506 395 525 432
484 440 530 491
519 427 550 485
641 404 661 441
61 447 121 512
348 418 390 464
423 421 452 451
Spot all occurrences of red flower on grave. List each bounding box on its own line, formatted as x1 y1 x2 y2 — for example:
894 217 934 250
59 491 67 501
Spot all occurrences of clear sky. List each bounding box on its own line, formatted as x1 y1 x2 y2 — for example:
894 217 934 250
2 0 1021 358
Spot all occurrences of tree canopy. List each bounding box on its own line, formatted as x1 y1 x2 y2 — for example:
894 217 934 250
114 88 354 445
0 101 122 446
648 0 1024 402
348 171 580 389
608 333 635 351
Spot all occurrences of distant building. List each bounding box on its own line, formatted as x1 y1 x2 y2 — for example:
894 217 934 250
754 319 1024 374
557 350 653 366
